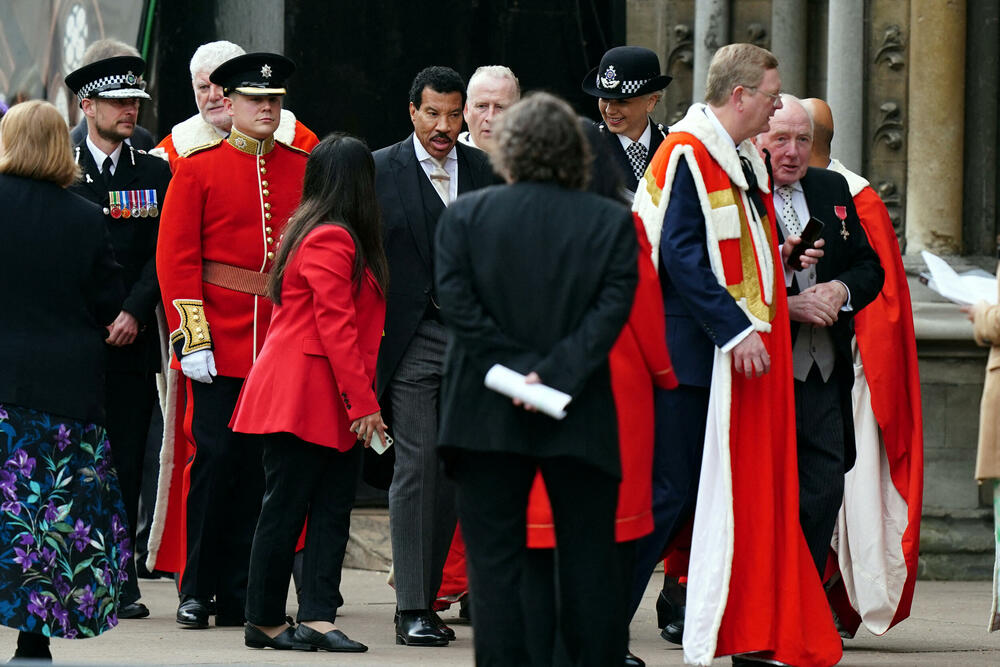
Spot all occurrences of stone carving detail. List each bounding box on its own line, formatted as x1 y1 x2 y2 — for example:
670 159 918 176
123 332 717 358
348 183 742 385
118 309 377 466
746 22 768 48
874 25 905 70
874 102 904 151
877 180 905 240
666 24 693 70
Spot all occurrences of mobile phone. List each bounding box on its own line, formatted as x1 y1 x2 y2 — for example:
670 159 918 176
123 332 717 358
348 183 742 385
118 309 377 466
370 430 394 455
786 217 825 270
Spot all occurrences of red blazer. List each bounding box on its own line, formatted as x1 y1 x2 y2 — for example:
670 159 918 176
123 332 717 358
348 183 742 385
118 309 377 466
527 216 677 546
230 224 386 451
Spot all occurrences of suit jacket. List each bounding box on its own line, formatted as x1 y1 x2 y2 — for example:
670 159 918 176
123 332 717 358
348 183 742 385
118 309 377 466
659 159 754 387
972 263 1000 480
231 225 386 451
785 167 885 469
69 139 172 372
373 135 494 396
0 174 124 422
434 182 638 478
597 116 667 194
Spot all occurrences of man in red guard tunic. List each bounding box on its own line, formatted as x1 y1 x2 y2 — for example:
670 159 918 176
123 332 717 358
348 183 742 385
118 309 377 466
155 52 308 630
801 97 923 639
151 41 318 169
631 43 841 666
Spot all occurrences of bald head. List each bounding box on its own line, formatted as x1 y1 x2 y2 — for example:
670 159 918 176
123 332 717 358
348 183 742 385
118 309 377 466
801 98 833 167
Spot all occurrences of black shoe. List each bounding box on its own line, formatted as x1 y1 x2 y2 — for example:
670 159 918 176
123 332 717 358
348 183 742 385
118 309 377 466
430 610 456 641
395 610 450 646
12 631 51 661
294 624 368 652
624 650 646 666
118 601 150 619
244 624 313 651
176 596 210 629
660 610 684 646
458 596 471 623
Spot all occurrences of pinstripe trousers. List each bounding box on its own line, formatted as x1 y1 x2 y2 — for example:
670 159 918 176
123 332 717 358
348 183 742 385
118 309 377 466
386 320 457 610
795 365 847 575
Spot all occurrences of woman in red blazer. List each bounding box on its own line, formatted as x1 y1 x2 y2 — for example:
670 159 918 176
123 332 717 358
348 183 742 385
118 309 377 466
230 134 389 653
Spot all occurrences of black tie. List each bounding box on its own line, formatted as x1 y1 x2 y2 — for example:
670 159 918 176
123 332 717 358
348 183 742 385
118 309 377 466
739 155 757 191
101 156 114 187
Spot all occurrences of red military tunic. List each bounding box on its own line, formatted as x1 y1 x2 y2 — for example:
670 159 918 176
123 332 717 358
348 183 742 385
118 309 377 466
157 129 307 376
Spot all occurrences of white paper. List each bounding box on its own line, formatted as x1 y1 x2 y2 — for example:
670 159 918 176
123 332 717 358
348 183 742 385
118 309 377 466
484 364 571 420
921 250 997 306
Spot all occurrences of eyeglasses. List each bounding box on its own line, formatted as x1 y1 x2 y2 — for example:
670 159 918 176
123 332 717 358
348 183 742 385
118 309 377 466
742 86 782 107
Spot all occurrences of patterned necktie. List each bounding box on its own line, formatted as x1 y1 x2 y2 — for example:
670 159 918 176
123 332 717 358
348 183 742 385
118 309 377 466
777 184 802 237
101 156 114 187
429 159 451 205
625 141 647 182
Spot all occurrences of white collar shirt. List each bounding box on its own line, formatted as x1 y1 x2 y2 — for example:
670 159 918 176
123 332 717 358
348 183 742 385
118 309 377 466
86 137 124 176
413 134 458 203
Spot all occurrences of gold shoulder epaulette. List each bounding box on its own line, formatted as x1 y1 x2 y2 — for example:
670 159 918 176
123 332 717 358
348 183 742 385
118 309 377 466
276 140 309 156
181 138 223 158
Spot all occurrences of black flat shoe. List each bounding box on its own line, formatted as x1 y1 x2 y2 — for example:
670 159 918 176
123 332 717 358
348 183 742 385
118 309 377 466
624 650 646 666
118 601 150 619
661 610 684 646
11 631 51 661
430 610 456 640
294 624 368 652
245 624 314 651
395 610 449 646
176 596 210 629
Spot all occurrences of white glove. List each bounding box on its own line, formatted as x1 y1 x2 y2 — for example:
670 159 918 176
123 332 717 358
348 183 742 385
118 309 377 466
180 349 217 384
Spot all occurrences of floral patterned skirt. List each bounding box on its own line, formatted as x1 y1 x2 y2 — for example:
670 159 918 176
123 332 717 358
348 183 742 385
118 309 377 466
0 402 129 638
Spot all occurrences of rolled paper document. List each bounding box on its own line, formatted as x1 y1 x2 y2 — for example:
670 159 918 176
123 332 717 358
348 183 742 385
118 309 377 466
484 364 571 420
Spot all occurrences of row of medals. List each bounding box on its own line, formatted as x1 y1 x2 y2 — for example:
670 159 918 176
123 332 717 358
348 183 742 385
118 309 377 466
104 189 159 219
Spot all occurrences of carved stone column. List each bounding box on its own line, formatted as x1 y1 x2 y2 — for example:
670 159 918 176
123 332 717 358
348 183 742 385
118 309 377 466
906 0 967 253
770 0 807 95
826 0 864 172
692 0 729 102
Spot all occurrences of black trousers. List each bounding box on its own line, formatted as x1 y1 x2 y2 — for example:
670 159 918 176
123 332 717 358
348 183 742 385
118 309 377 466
453 451 619 667
245 432 362 625
181 375 264 618
629 384 709 617
795 366 846 575
104 368 157 604
522 540 635 666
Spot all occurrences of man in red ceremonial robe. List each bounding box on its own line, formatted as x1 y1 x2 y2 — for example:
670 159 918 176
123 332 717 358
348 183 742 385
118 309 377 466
153 52 308 629
631 43 841 666
801 97 923 638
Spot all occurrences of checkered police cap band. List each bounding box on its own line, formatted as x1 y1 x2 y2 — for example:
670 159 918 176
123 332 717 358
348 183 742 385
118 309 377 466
77 72 149 100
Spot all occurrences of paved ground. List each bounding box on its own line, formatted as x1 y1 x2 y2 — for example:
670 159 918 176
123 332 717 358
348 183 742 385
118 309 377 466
0 572 998 665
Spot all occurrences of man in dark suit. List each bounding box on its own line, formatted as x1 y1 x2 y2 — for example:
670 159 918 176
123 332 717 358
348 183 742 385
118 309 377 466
373 65 494 647
754 95 884 574
65 55 172 620
582 46 671 201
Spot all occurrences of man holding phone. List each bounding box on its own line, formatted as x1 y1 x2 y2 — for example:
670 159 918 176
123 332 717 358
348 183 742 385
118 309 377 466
755 95 884 575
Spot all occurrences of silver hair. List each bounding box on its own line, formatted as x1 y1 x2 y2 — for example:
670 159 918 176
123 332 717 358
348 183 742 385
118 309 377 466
467 65 521 99
778 93 813 135
189 41 246 79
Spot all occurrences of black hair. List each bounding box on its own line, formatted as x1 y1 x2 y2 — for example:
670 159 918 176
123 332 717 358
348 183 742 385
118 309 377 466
408 66 466 108
267 133 389 303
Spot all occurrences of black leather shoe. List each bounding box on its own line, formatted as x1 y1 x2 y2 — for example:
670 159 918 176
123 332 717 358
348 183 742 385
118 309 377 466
294 624 368 652
624 650 646 666
430 610 456 640
118 601 150 619
661 611 684 646
395 610 449 646
244 624 313 651
176 596 210 629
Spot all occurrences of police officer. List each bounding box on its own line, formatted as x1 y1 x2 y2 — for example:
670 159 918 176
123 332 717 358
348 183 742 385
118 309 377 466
65 54 172 620
582 46 672 201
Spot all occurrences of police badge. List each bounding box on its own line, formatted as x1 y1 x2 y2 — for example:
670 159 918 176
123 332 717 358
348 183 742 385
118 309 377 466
600 65 620 90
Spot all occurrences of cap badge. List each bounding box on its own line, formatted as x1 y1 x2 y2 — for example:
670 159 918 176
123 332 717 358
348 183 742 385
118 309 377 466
125 71 137 85
261 64 272 79
600 65 620 90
